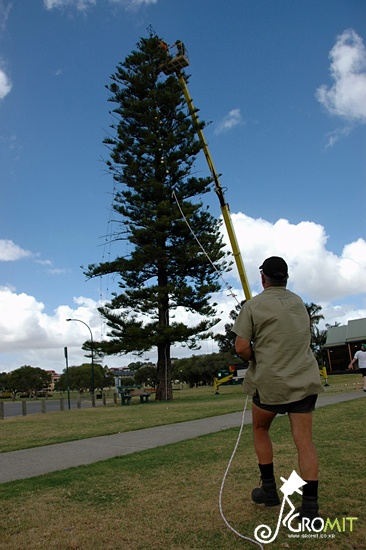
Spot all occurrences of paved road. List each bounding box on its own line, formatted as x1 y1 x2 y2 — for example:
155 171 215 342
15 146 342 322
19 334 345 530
1 397 106 418
0 391 364 484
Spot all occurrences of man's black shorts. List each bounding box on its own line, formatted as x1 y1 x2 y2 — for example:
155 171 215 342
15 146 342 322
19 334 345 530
253 391 318 415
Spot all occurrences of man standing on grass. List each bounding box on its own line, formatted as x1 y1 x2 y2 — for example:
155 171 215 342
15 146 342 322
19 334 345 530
348 343 366 391
232 256 324 521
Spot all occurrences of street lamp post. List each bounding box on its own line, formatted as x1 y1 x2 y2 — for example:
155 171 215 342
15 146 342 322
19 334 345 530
66 318 95 407
64 346 71 410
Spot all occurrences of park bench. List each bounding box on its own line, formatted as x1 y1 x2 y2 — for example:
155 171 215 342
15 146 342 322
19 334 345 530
117 386 156 405
130 388 154 404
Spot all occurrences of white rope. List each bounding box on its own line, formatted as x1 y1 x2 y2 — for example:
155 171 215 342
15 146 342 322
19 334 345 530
218 395 265 550
171 190 240 304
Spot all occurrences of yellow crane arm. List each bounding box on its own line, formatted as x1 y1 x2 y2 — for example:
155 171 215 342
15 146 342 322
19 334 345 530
213 373 233 393
178 74 252 301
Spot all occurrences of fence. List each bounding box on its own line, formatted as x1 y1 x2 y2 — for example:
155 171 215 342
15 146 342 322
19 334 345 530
0 392 119 420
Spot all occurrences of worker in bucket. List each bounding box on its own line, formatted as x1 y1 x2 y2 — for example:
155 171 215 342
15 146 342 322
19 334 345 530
175 40 186 57
232 256 324 521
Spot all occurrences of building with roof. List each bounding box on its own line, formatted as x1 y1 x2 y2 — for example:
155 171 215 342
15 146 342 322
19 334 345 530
324 318 366 372
46 370 61 391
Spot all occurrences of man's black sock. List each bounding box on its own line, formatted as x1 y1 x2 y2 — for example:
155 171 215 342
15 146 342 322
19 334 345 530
303 480 319 499
259 462 275 481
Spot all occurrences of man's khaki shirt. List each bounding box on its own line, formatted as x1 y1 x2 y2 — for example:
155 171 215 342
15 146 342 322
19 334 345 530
233 286 324 405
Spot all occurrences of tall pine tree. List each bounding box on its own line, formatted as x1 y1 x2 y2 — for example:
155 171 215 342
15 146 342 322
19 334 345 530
85 36 230 400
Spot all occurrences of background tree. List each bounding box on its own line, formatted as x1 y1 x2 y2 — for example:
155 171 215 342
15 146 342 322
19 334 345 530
214 301 245 354
117 376 135 387
56 364 109 395
56 365 89 395
8 366 51 399
305 302 325 365
0 372 11 399
102 366 115 389
305 302 324 337
172 352 240 387
311 325 327 365
312 321 340 367
0 372 10 392
84 36 229 401
128 361 155 373
134 365 157 387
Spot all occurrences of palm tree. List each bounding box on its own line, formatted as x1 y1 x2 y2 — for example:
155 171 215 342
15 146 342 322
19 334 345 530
311 325 327 365
305 302 324 324
305 303 325 365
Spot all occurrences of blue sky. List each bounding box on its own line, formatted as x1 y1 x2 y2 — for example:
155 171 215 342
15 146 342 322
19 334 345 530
0 0 365 372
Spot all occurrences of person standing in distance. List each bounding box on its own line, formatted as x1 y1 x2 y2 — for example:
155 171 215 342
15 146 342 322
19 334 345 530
348 343 366 391
232 256 324 520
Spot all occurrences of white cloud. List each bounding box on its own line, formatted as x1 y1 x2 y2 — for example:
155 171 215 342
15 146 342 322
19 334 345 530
316 29 366 123
0 290 106 371
35 259 53 266
44 0 96 11
0 239 33 261
47 268 70 275
214 108 243 135
0 288 47 350
0 64 11 100
109 0 158 9
226 213 366 303
0 1 12 34
43 0 157 11
1 214 365 372
34 259 68 274
324 125 352 148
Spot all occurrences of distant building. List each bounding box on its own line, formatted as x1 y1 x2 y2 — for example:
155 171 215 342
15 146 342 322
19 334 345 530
324 318 366 372
46 370 61 391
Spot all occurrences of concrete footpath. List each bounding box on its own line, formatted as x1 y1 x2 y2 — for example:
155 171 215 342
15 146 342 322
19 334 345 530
0 391 365 484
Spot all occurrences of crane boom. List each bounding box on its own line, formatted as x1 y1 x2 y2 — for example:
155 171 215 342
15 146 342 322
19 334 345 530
178 74 252 300
159 41 252 300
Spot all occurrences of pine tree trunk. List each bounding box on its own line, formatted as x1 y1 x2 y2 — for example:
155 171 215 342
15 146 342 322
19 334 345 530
155 265 172 401
155 342 172 400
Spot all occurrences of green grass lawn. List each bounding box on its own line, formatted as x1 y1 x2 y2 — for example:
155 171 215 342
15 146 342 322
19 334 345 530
0 396 365 550
0 374 365 549
0 384 247 452
0 374 363 453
